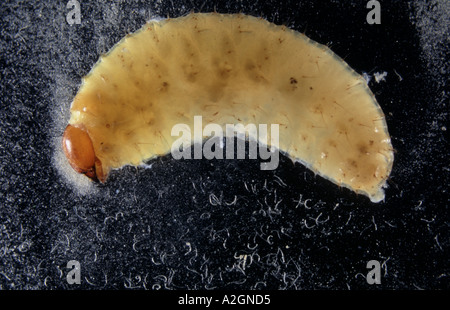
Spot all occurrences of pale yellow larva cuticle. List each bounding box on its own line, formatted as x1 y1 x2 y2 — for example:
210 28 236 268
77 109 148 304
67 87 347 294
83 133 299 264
66 13 394 203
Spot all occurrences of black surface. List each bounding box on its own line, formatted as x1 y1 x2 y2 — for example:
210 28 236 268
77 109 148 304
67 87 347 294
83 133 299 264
0 0 448 290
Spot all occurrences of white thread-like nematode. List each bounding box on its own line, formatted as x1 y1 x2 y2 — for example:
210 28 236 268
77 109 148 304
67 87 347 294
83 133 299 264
62 13 394 202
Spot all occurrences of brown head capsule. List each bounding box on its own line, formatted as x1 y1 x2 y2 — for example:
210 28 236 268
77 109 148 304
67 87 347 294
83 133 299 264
62 125 103 182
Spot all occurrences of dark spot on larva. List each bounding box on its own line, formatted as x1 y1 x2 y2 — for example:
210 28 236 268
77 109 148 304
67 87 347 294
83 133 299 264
245 61 255 71
312 104 323 114
218 68 231 78
337 124 348 136
245 60 264 83
309 86 313 90
101 143 111 153
290 77 298 84
160 82 169 92
182 63 199 82
186 72 198 82
106 123 110 128
359 145 368 155
348 159 358 168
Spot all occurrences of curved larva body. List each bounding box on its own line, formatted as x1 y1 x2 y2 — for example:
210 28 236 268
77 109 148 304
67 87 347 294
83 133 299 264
65 13 394 202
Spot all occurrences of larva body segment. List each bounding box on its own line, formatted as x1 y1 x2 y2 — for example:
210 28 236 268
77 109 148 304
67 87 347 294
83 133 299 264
65 13 394 203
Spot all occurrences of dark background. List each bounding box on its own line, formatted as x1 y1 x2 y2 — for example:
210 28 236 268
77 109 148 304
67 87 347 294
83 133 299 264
0 0 448 290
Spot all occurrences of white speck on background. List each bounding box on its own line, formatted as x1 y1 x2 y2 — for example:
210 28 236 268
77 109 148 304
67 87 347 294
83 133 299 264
373 71 388 83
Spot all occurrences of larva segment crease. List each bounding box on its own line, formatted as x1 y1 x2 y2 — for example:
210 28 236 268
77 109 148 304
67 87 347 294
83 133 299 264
63 13 394 203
